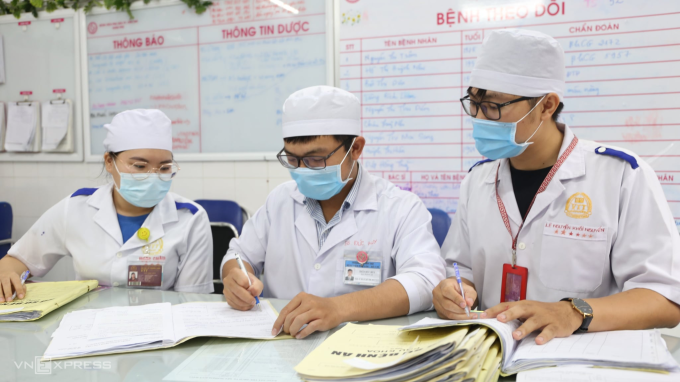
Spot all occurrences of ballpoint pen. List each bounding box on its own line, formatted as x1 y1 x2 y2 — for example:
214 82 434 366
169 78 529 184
453 263 470 318
235 253 260 310
11 270 29 301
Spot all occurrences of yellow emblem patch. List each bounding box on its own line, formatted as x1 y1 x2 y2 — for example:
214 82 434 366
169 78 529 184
565 192 592 219
148 239 164 256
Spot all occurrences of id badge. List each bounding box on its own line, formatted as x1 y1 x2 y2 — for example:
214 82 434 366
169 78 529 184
343 250 382 287
128 263 163 288
500 263 528 303
127 241 165 289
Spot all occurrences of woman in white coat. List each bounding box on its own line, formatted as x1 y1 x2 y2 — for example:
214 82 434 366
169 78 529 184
0 109 213 301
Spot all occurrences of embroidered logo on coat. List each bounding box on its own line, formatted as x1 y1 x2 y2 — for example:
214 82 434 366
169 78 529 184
565 192 592 219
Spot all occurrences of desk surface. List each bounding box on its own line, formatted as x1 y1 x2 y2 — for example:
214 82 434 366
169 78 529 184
0 288 678 381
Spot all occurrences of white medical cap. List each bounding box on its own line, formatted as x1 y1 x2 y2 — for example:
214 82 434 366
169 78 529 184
103 109 173 152
282 86 361 138
470 29 566 101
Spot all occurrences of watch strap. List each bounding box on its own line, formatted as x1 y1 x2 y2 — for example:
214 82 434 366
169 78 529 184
560 297 592 333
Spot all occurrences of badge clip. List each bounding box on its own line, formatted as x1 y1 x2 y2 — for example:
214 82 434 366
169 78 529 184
356 251 368 267
137 227 150 242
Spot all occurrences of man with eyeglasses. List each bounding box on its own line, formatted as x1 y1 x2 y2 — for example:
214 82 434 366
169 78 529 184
434 29 680 344
221 86 446 339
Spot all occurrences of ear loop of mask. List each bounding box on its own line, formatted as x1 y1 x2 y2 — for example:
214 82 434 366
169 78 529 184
516 95 546 145
340 138 358 183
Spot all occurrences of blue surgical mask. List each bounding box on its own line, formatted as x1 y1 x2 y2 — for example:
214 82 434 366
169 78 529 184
472 96 545 160
289 139 357 201
113 161 172 208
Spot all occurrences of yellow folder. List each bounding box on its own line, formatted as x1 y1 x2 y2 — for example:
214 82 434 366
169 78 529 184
0 280 99 321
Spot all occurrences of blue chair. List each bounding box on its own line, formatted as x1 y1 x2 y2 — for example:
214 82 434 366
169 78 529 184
194 199 250 294
194 199 248 234
0 202 13 258
428 208 452 248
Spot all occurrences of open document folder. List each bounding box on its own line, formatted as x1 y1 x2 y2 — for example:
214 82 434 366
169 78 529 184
43 300 289 361
0 280 98 321
295 323 503 382
400 317 680 376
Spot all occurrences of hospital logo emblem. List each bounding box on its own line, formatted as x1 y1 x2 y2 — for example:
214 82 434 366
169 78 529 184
565 193 592 219
148 239 164 256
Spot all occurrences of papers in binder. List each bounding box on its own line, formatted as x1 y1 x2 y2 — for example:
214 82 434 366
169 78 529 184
5 102 40 152
399 317 680 375
41 101 72 151
44 300 288 360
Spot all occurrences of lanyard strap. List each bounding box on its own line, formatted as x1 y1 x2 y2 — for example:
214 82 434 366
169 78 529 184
495 136 579 266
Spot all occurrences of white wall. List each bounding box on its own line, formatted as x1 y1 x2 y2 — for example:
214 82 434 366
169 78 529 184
0 159 292 280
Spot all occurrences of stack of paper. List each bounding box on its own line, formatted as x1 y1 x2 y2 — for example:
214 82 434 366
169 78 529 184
43 300 287 360
0 280 99 321
295 323 503 382
5 102 40 152
41 101 72 151
400 317 680 376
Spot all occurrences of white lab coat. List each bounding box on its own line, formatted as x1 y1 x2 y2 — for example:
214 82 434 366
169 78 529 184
9 182 214 293
443 124 680 310
221 169 446 314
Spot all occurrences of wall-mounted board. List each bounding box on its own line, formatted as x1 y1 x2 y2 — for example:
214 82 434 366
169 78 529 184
82 0 334 161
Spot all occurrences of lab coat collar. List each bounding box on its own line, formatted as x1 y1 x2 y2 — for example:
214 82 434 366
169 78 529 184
485 124 585 226
483 124 584 184
289 166 379 212
89 182 178 250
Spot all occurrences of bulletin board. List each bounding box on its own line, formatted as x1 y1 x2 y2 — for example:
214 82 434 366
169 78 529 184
0 9 84 162
338 0 680 228
82 0 335 161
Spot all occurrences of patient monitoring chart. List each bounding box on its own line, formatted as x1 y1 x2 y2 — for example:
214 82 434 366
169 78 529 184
339 0 680 226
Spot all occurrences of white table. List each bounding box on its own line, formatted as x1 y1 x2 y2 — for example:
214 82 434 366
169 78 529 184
0 287 677 381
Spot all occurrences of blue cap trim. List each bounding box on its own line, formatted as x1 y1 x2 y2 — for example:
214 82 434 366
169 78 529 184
594 147 639 170
468 159 494 172
70 188 98 198
175 202 198 215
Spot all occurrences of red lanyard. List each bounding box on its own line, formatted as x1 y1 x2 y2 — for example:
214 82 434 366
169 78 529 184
495 136 579 267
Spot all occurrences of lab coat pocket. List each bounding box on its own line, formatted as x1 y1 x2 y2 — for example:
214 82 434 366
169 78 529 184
538 222 609 293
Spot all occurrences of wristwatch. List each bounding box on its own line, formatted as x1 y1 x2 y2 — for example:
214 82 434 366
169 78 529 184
560 298 593 334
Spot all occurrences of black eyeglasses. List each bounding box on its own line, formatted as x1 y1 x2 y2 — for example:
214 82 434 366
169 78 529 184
277 138 351 170
460 95 534 120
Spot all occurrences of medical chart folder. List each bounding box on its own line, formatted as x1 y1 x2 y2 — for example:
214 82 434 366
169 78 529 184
4 102 41 152
41 99 74 153
0 102 5 152
42 300 289 361
0 280 98 321
400 318 680 376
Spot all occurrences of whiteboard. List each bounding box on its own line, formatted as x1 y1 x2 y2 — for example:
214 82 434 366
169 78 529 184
339 0 680 229
82 0 334 161
0 9 83 161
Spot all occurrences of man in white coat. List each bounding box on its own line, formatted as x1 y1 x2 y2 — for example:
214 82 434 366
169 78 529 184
221 86 446 339
434 29 680 344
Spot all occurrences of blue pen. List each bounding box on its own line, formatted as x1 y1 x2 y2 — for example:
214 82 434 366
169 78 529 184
11 271 29 301
235 253 260 310
453 263 470 318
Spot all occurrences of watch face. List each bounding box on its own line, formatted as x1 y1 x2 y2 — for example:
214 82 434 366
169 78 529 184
573 298 593 315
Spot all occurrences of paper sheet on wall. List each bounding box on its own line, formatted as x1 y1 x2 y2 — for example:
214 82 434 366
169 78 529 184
0 102 5 152
0 36 5 84
163 331 329 382
41 102 71 150
5 103 37 151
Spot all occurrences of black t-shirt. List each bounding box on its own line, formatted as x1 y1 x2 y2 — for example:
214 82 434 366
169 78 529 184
509 165 553 220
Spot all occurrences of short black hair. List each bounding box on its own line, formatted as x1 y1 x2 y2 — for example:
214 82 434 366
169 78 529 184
283 135 357 152
347 269 353 272
467 87 564 122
